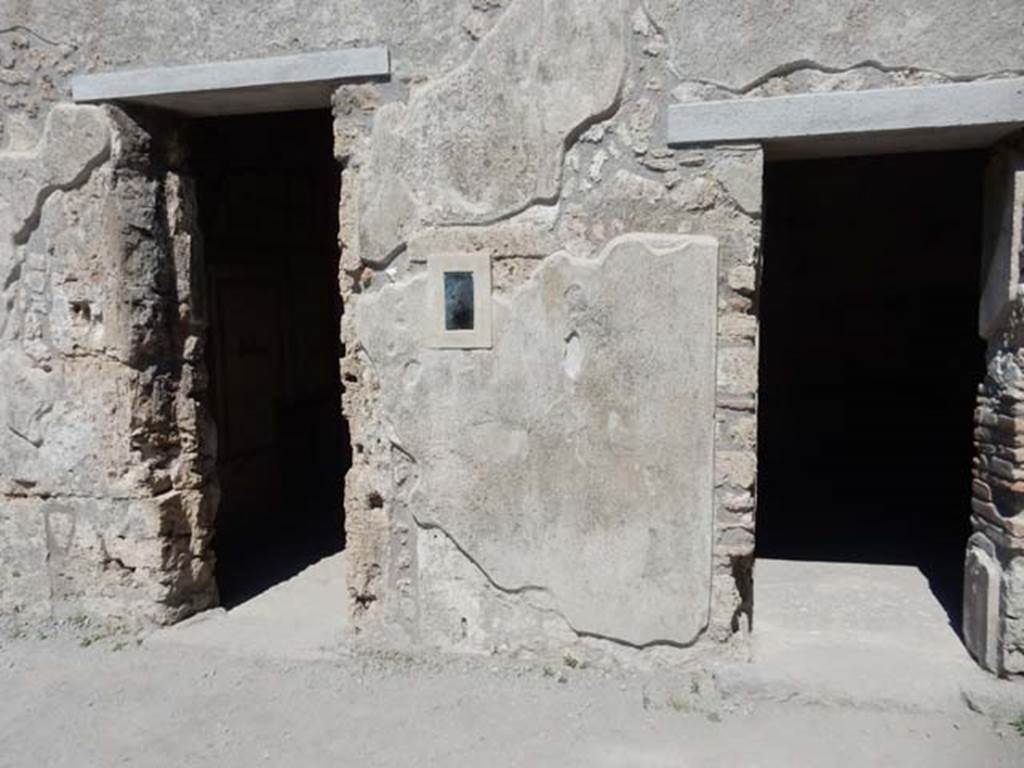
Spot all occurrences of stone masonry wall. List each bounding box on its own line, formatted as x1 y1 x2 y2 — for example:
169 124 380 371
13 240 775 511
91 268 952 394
970 137 1024 675
0 103 217 628
1 1 1023 663
334 0 1023 660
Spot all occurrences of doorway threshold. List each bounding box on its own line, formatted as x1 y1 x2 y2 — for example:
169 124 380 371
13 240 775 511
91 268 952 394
715 559 1023 714
146 552 351 662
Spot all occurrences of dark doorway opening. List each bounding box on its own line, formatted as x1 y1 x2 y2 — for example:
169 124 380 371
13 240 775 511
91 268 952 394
757 151 987 631
189 110 348 608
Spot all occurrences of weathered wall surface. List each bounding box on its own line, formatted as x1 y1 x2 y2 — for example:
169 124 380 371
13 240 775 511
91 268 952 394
0 104 217 627
337 0 761 659
648 0 1024 108
354 234 718 648
649 0 1024 89
1 0 1022 663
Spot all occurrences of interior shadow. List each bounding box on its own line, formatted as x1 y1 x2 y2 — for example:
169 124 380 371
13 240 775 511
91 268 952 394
757 151 987 634
188 109 349 608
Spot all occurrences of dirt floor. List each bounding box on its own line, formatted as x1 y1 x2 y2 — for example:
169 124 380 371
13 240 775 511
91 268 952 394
2 556 1024 767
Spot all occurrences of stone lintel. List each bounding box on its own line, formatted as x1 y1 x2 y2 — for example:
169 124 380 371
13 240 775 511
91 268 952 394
71 47 390 116
667 78 1024 159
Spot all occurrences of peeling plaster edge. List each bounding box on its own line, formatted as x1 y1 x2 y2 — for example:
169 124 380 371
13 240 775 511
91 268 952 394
411 514 548 596
11 138 112 247
357 0 630 264
411 512 712 651
671 58 1024 97
485 233 720 309
667 76 1024 148
401 233 720 648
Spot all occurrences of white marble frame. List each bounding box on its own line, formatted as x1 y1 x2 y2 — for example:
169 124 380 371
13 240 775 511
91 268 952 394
426 252 493 349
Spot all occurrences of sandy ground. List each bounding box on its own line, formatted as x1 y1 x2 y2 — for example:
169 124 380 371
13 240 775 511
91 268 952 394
2 555 1024 767
1 634 1023 768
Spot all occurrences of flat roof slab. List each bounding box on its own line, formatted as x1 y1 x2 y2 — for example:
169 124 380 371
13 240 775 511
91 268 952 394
668 78 1024 158
71 47 390 116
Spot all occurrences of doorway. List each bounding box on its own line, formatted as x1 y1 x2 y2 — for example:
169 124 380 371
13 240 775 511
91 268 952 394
757 151 987 630
189 109 349 607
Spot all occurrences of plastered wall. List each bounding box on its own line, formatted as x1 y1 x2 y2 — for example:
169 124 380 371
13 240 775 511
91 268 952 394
1 1 1022 664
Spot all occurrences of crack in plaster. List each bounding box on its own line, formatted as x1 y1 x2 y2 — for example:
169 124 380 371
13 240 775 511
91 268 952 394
412 512 710 650
11 142 111 246
635 3 666 36
411 513 549 595
7 419 46 448
673 58 1024 96
0 25 71 48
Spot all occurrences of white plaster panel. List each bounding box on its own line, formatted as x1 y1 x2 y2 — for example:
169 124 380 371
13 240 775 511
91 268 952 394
355 234 719 646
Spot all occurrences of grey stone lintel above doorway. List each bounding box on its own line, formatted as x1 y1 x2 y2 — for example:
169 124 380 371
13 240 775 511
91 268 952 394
71 47 390 116
667 77 1024 158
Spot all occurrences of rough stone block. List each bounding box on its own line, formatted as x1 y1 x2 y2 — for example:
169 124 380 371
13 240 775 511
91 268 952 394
717 345 758 394
963 533 1002 673
713 152 763 215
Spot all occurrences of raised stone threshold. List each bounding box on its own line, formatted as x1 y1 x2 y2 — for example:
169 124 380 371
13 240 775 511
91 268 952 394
668 77 1024 158
71 47 390 116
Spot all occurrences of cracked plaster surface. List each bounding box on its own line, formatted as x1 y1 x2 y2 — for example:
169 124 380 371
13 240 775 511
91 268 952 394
8 0 1021 658
0 106 216 627
646 0 1024 89
356 0 628 266
0 105 112 482
354 234 719 647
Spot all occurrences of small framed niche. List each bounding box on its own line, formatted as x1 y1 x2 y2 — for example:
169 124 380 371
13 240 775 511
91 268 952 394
427 252 492 348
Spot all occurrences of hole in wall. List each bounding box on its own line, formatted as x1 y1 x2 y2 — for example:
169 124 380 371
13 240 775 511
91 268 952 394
69 300 91 323
757 150 987 633
188 109 349 608
563 330 583 380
